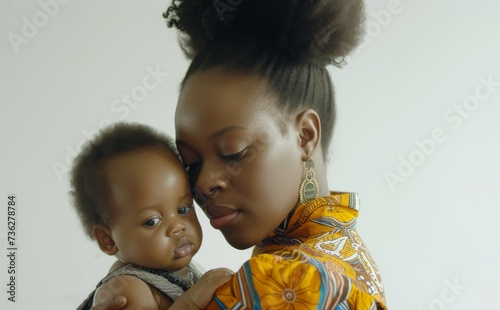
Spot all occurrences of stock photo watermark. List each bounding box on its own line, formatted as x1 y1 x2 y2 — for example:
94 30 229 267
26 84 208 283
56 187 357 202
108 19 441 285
360 0 403 46
7 0 73 54
384 74 499 191
5 195 18 302
51 64 169 182
417 278 466 310
341 0 405 63
214 0 405 44
93 276 130 307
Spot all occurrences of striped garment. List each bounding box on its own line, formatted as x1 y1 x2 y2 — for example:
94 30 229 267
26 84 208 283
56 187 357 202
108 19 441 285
77 262 203 309
207 192 387 309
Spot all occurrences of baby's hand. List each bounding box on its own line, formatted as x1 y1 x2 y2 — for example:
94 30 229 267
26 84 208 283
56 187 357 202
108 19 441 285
170 268 233 310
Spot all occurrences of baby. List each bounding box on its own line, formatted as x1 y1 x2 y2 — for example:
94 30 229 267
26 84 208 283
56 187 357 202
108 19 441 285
70 122 231 309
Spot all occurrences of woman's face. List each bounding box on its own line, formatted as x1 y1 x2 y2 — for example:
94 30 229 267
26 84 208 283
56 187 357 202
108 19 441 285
175 67 304 250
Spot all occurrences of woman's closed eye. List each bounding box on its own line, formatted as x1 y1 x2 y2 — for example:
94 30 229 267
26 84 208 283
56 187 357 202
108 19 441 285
221 148 247 161
143 218 161 227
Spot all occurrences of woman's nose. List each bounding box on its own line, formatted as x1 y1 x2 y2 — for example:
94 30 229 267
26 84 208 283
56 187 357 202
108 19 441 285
195 167 230 199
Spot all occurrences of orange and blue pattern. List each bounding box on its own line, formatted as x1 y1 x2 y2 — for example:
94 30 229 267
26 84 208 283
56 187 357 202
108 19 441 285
207 192 387 309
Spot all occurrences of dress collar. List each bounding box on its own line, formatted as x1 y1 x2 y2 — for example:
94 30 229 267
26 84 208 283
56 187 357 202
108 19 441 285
257 192 360 251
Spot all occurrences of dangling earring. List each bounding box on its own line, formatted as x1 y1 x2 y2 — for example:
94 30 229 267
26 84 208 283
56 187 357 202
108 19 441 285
299 150 319 204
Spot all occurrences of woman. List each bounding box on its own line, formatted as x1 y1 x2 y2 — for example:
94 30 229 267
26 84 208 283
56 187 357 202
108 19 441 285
98 0 387 308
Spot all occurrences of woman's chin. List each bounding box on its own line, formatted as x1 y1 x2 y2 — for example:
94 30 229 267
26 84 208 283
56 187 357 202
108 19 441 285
223 234 257 250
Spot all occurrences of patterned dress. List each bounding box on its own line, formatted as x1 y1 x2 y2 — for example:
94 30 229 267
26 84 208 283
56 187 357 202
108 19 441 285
207 192 387 309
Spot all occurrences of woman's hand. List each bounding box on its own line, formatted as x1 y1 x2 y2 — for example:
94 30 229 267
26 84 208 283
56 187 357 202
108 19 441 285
170 268 233 310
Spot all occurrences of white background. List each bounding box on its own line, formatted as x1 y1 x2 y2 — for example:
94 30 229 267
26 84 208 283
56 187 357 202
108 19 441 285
1 0 499 309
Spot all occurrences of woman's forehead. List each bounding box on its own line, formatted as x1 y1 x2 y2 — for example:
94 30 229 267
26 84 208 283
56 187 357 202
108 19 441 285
175 68 279 128
179 69 270 106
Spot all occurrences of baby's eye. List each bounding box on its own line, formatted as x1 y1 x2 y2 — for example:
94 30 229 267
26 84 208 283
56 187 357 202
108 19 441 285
178 205 194 215
143 218 160 227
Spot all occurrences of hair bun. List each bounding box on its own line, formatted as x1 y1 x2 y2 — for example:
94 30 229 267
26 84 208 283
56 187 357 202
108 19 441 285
165 0 365 66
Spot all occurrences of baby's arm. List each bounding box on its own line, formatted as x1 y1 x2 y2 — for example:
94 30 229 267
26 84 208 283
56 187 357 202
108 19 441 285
94 275 167 310
92 268 233 310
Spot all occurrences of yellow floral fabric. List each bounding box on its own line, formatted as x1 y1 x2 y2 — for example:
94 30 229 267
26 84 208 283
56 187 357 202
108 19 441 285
207 192 387 310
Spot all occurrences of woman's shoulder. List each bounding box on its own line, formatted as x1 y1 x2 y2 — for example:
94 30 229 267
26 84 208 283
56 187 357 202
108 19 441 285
208 251 386 309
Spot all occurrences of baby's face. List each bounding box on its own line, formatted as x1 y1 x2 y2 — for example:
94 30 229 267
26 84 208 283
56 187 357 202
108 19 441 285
103 146 202 271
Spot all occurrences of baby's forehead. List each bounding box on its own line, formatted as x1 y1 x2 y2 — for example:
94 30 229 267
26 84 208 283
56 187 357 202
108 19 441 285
101 147 189 210
103 148 185 186
103 146 182 177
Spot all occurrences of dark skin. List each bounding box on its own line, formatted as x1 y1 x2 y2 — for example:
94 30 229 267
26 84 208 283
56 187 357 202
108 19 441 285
94 67 330 309
94 147 203 272
90 147 231 310
175 67 330 249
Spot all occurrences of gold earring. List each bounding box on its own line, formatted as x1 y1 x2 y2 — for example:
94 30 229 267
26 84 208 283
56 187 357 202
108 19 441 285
299 151 319 204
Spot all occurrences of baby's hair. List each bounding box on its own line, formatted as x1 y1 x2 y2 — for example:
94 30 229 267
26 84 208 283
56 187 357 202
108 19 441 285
70 122 178 239
164 0 365 155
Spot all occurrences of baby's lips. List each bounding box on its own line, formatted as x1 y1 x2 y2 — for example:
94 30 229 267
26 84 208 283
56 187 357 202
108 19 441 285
174 237 194 258
175 236 190 249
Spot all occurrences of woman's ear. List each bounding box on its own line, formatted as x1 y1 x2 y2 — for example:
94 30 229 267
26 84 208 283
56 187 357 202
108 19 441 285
93 224 118 255
295 109 321 159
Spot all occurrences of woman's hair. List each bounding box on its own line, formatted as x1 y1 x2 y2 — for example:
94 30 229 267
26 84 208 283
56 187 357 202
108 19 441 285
70 122 178 239
164 0 365 154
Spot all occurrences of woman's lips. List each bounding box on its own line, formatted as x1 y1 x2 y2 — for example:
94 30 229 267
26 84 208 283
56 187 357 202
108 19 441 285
206 206 239 229
174 237 194 258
